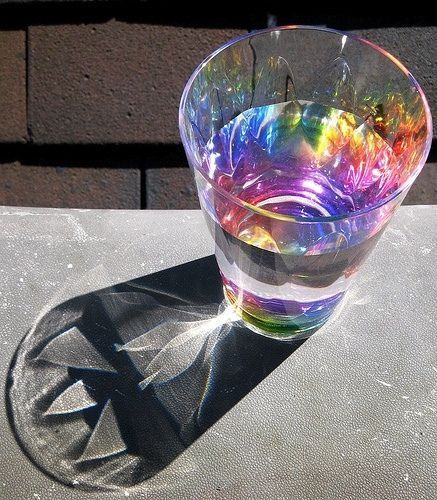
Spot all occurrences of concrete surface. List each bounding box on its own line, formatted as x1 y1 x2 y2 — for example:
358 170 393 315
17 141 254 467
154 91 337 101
0 206 436 498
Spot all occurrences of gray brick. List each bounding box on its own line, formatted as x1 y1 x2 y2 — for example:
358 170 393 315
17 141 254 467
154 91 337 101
146 167 199 209
28 22 244 144
0 162 140 209
0 31 27 143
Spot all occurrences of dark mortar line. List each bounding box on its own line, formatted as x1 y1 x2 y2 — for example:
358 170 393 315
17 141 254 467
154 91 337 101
0 143 188 167
426 144 437 163
0 140 435 166
0 3 264 29
0 4 434 30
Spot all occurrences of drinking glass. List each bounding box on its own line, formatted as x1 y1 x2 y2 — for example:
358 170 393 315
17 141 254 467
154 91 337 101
179 26 432 340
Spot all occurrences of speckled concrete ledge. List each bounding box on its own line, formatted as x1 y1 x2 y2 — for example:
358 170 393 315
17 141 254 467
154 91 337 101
0 207 436 499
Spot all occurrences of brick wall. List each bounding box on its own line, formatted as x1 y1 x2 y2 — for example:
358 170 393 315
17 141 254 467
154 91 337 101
0 4 435 209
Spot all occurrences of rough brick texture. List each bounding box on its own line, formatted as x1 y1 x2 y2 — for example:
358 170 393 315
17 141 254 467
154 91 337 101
28 22 243 144
28 24 436 145
0 20 435 209
0 31 27 143
404 163 437 205
354 27 436 138
0 163 140 208
146 167 199 209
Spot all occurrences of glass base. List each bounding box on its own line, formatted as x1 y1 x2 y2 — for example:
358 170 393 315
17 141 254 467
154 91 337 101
223 287 328 342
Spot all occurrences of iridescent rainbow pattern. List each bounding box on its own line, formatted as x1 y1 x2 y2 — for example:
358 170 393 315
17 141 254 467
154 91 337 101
204 98 427 226
181 29 430 338
195 96 427 338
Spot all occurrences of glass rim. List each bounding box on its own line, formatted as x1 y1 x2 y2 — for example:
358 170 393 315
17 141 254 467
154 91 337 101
179 25 433 224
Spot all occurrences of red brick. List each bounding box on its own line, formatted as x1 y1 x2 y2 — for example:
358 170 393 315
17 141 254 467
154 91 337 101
146 167 199 209
0 31 27 143
28 22 243 144
0 162 140 209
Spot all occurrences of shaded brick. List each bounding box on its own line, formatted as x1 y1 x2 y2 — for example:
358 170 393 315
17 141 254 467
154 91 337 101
146 167 199 209
0 162 140 208
0 31 26 143
28 22 243 144
27 24 435 144
146 162 437 209
403 163 437 205
353 27 437 138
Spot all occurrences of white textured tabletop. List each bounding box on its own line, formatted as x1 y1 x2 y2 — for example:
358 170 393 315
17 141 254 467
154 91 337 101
0 206 436 499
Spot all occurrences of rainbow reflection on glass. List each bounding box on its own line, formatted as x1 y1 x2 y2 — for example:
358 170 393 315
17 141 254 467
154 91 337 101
179 27 432 340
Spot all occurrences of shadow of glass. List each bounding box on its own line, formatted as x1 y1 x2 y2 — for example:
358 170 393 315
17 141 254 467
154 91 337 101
7 256 306 491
